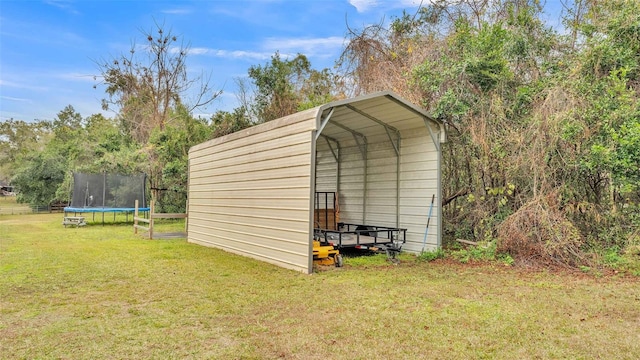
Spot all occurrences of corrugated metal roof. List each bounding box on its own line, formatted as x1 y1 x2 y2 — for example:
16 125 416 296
316 91 441 143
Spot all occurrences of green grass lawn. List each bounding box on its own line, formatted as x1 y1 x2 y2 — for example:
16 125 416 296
1 213 639 359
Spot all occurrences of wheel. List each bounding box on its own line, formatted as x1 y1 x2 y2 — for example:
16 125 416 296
334 254 343 267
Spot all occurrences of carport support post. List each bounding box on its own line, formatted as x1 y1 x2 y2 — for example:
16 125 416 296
353 135 368 224
396 136 401 227
315 108 335 141
424 118 444 249
437 126 443 248
320 135 341 198
383 126 401 228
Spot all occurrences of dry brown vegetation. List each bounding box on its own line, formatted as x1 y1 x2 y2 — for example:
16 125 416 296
497 193 588 268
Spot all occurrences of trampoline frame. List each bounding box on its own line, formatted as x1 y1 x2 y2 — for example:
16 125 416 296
64 207 150 225
65 172 149 225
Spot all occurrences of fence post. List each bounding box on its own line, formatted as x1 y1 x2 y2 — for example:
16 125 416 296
134 200 139 234
149 200 154 240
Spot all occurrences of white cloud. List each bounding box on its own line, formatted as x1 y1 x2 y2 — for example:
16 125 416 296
228 50 273 60
399 0 428 7
349 0 425 13
161 8 192 15
187 47 212 56
185 47 274 61
349 0 378 13
0 79 49 92
0 95 31 102
185 36 344 62
56 72 99 83
43 0 80 15
262 36 345 55
215 49 274 61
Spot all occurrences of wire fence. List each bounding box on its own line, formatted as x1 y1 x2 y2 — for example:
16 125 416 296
0 199 68 215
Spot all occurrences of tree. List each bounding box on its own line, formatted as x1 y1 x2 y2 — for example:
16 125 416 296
96 23 222 203
247 52 340 121
0 119 52 182
11 151 66 205
148 105 213 212
96 22 221 143
210 107 252 138
554 0 640 246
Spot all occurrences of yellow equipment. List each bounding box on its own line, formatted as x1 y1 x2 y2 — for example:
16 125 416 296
313 240 343 267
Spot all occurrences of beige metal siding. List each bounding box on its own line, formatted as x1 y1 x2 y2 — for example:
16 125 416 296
334 125 439 253
314 139 337 193
188 109 317 273
335 133 399 228
363 134 399 227
399 125 440 252
334 140 365 224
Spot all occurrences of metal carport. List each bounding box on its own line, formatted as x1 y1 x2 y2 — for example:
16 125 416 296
187 91 445 273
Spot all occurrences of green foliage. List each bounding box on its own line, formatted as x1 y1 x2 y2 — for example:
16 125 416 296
418 248 446 262
0 119 51 159
397 0 640 265
210 107 252 138
450 242 498 264
463 23 511 92
585 245 640 275
11 151 67 205
149 105 213 212
247 52 339 121
601 246 626 267
610 109 640 192
4 105 145 206
0 119 51 182
499 253 515 266
8 106 89 205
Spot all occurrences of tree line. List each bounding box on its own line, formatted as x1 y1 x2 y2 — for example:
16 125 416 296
1 0 638 267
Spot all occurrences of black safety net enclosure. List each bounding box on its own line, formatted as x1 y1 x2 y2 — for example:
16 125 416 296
69 173 147 209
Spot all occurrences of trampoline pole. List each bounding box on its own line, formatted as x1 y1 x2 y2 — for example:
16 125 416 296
102 172 106 208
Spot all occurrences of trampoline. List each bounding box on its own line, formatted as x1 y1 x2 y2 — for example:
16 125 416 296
64 173 150 225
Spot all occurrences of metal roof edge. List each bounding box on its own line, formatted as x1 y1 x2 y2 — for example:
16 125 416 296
189 107 319 154
318 90 441 125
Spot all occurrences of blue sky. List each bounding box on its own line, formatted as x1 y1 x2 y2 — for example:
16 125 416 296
1 0 565 122
0 0 429 122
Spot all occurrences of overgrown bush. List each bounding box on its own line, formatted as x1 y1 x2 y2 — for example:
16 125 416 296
497 193 589 268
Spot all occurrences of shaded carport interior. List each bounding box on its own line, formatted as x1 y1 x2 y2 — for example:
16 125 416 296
313 92 444 257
